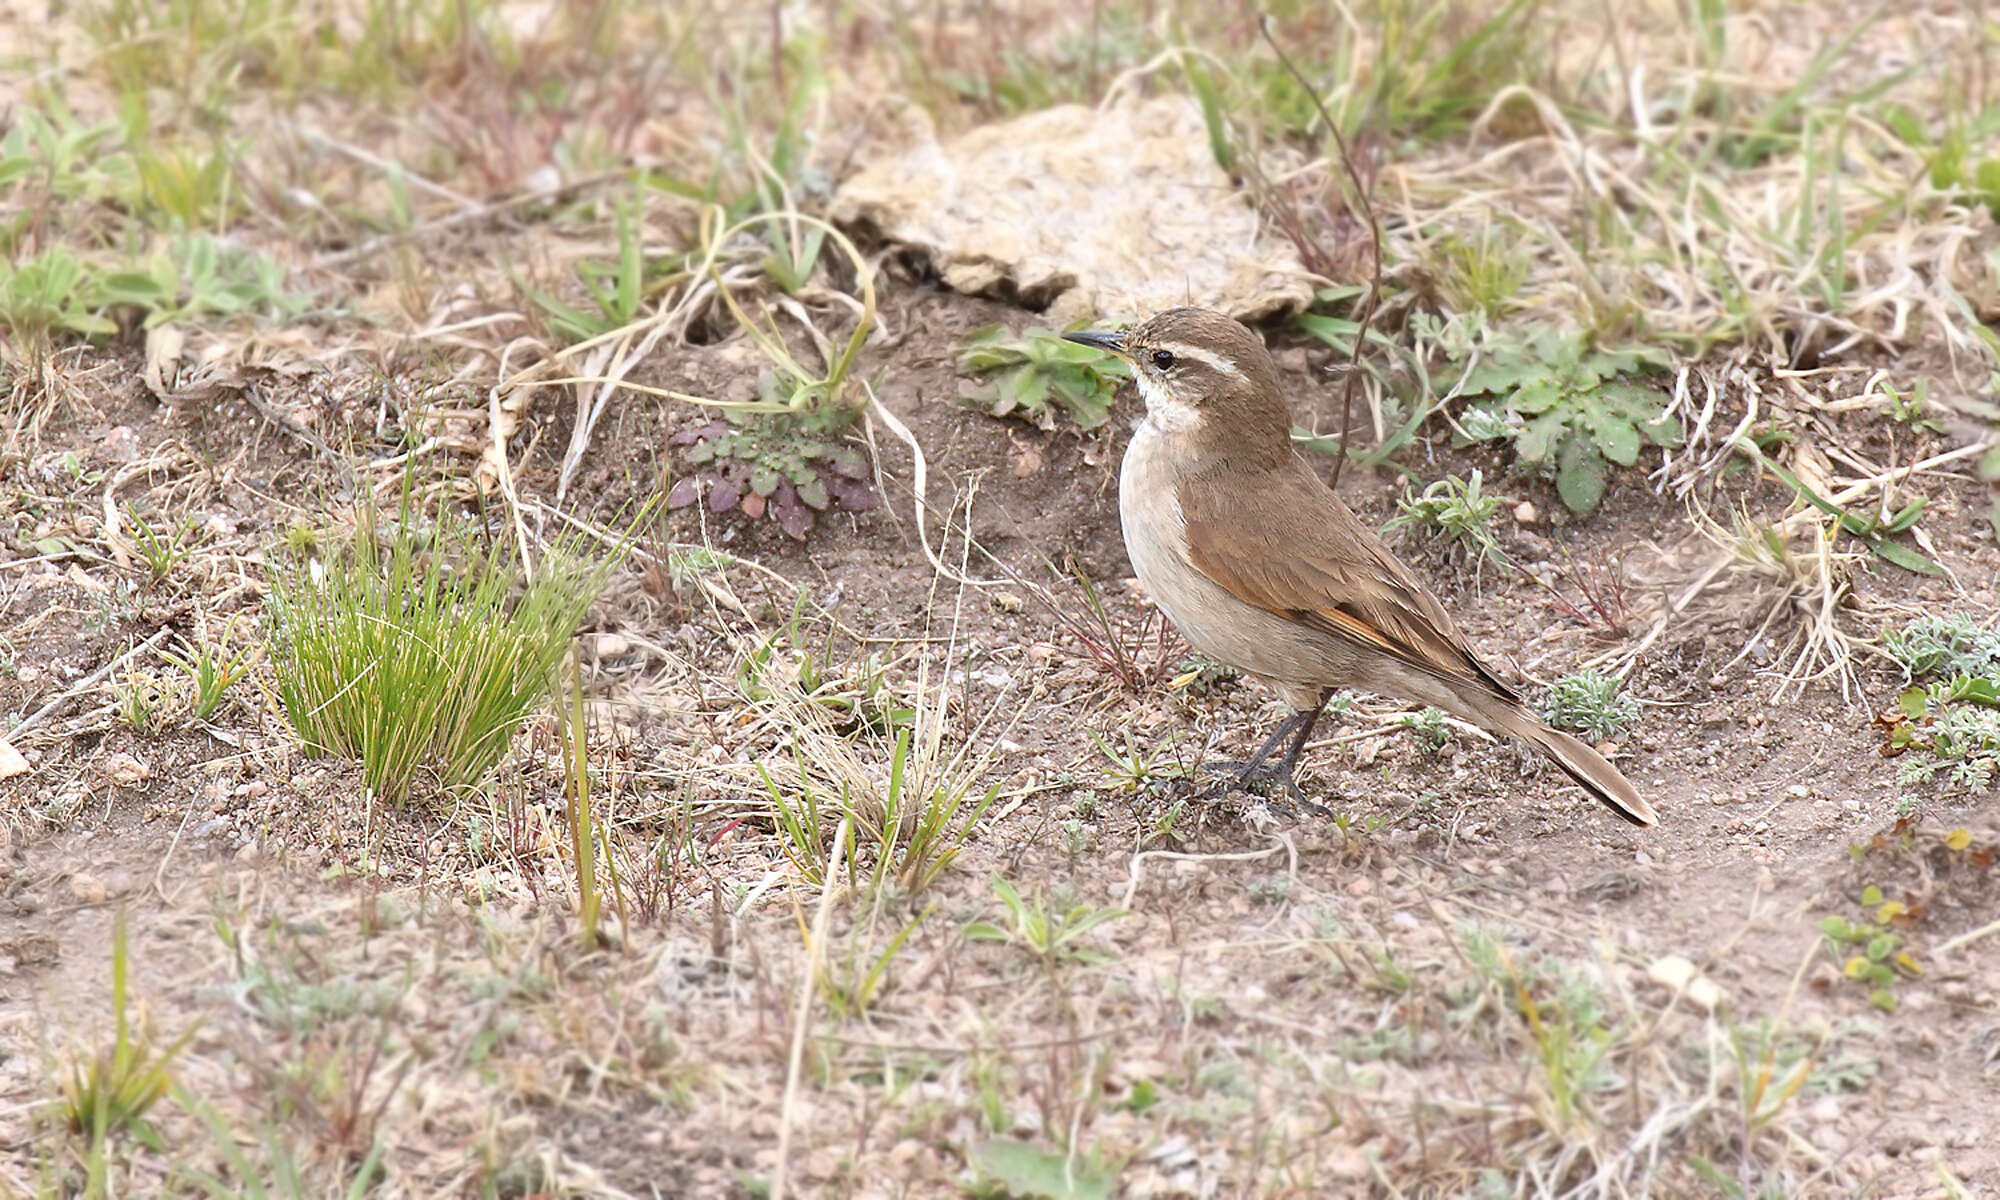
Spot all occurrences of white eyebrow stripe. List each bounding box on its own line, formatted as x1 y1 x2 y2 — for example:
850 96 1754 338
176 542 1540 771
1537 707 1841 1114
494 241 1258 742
1152 341 1244 381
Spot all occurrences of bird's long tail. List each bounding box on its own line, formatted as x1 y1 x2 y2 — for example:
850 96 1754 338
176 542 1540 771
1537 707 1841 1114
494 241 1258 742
1497 710 1659 827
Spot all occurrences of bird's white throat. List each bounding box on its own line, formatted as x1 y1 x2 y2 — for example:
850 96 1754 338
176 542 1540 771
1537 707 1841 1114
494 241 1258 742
1133 370 1203 436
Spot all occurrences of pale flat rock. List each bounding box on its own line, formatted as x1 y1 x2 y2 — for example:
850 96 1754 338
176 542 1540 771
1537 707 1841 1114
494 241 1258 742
833 98 1313 325
1647 953 1724 1011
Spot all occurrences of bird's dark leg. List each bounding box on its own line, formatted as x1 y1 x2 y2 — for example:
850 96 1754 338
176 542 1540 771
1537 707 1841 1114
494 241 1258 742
1215 710 1307 777
1200 692 1333 813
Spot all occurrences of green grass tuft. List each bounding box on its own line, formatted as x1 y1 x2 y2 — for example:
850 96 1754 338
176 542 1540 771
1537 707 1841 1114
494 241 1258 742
265 495 619 803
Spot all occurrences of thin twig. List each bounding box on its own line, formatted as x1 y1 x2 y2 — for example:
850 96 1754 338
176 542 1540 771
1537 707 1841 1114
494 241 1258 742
1121 836 1293 909
1260 14 1382 490
8 627 173 738
771 815 850 1200
313 169 630 270
1934 917 2000 958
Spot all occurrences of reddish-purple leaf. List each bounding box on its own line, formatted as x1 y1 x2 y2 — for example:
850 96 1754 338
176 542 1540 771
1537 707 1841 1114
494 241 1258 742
740 492 766 519
708 476 741 512
669 419 729 447
665 475 701 509
775 499 813 540
826 478 877 512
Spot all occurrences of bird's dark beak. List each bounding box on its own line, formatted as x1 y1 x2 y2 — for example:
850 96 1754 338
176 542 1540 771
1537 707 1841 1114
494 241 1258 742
1062 329 1128 358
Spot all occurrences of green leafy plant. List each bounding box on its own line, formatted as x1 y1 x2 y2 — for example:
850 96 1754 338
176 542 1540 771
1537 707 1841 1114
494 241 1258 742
761 721 998 897
1879 615 2000 794
1457 923 1619 1132
821 905 932 1021
1394 706 1451 752
964 876 1128 966
1818 887 1922 1011
1455 327 1680 513
1884 678 2000 793
1736 442 1938 575
0 246 119 343
667 403 877 539
1383 469 1502 561
1884 614 2000 682
99 234 307 329
1882 100 2000 220
967 1137 1116 1200
957 326 1132 432
736 598 914 735
1431 227 1532 317
1542 670 1640 742
1880 378 1947 435
265 493 622 803
116 665 178 732
1091 728 1187 795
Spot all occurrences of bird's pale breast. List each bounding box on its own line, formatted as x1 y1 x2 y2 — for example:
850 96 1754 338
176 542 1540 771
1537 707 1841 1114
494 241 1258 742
1119 420 1338 710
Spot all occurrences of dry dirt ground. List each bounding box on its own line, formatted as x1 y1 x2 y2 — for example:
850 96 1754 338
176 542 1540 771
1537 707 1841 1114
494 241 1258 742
3 291 1998 1197
2 1 2000 1198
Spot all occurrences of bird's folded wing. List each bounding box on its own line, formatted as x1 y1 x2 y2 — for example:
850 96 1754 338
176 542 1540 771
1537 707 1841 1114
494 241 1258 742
1181 462 1518 702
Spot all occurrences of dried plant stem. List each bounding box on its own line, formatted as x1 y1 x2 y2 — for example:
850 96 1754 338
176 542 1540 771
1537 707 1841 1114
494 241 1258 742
771 814 851 1200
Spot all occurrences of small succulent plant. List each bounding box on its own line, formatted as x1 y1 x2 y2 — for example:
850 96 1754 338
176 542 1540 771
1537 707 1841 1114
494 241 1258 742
667 405 876 539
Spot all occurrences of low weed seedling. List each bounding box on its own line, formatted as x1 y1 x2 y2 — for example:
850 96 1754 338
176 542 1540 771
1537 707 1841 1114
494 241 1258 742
735 593 914 735
1818 886 1922 1011
1393 707 1451 752
667 402 877 540
820 905 932 1021
1882 100 2000 220
125 505 204 584
957 325 1132 432
100 234 309 329
1542 670 1640 742
1454 326 1680 514
160 626 256 722
1457 923 1620 1133
0 246 121 345
760 723 998 897
1881 678 2000 793
1883 614 2000 681
1878 615 2000 793
1382 469 1502 562
57 911 198 1187
116 665 179 732
1168 654 1239 699
1092 728 1187 795
1738 442 1939 576
514 198 657 344
1430 226 1532 317
963 876 1127 966
1880 378 1946 436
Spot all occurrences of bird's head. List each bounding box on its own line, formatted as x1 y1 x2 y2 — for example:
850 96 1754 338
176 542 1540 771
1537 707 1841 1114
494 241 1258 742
1063 307 1289 453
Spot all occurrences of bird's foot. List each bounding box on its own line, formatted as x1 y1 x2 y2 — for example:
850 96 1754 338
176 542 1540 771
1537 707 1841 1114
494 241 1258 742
1196 759 1332 818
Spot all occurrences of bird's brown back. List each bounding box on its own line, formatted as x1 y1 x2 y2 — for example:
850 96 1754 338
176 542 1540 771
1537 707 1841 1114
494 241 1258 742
1177 452 1519 703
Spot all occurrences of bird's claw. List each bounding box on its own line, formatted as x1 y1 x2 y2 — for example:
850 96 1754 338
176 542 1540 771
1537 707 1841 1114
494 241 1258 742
1195 760 1332 818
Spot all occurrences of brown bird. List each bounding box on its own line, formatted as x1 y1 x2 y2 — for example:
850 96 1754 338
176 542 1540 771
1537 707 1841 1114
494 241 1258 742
1064 307 1657 826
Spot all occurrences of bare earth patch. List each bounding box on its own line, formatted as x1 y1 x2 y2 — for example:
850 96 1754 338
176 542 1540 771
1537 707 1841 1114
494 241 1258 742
2 0 1998 1197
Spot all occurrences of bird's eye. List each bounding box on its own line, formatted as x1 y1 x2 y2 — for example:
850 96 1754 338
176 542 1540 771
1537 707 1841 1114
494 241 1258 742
1151 349 1176 369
